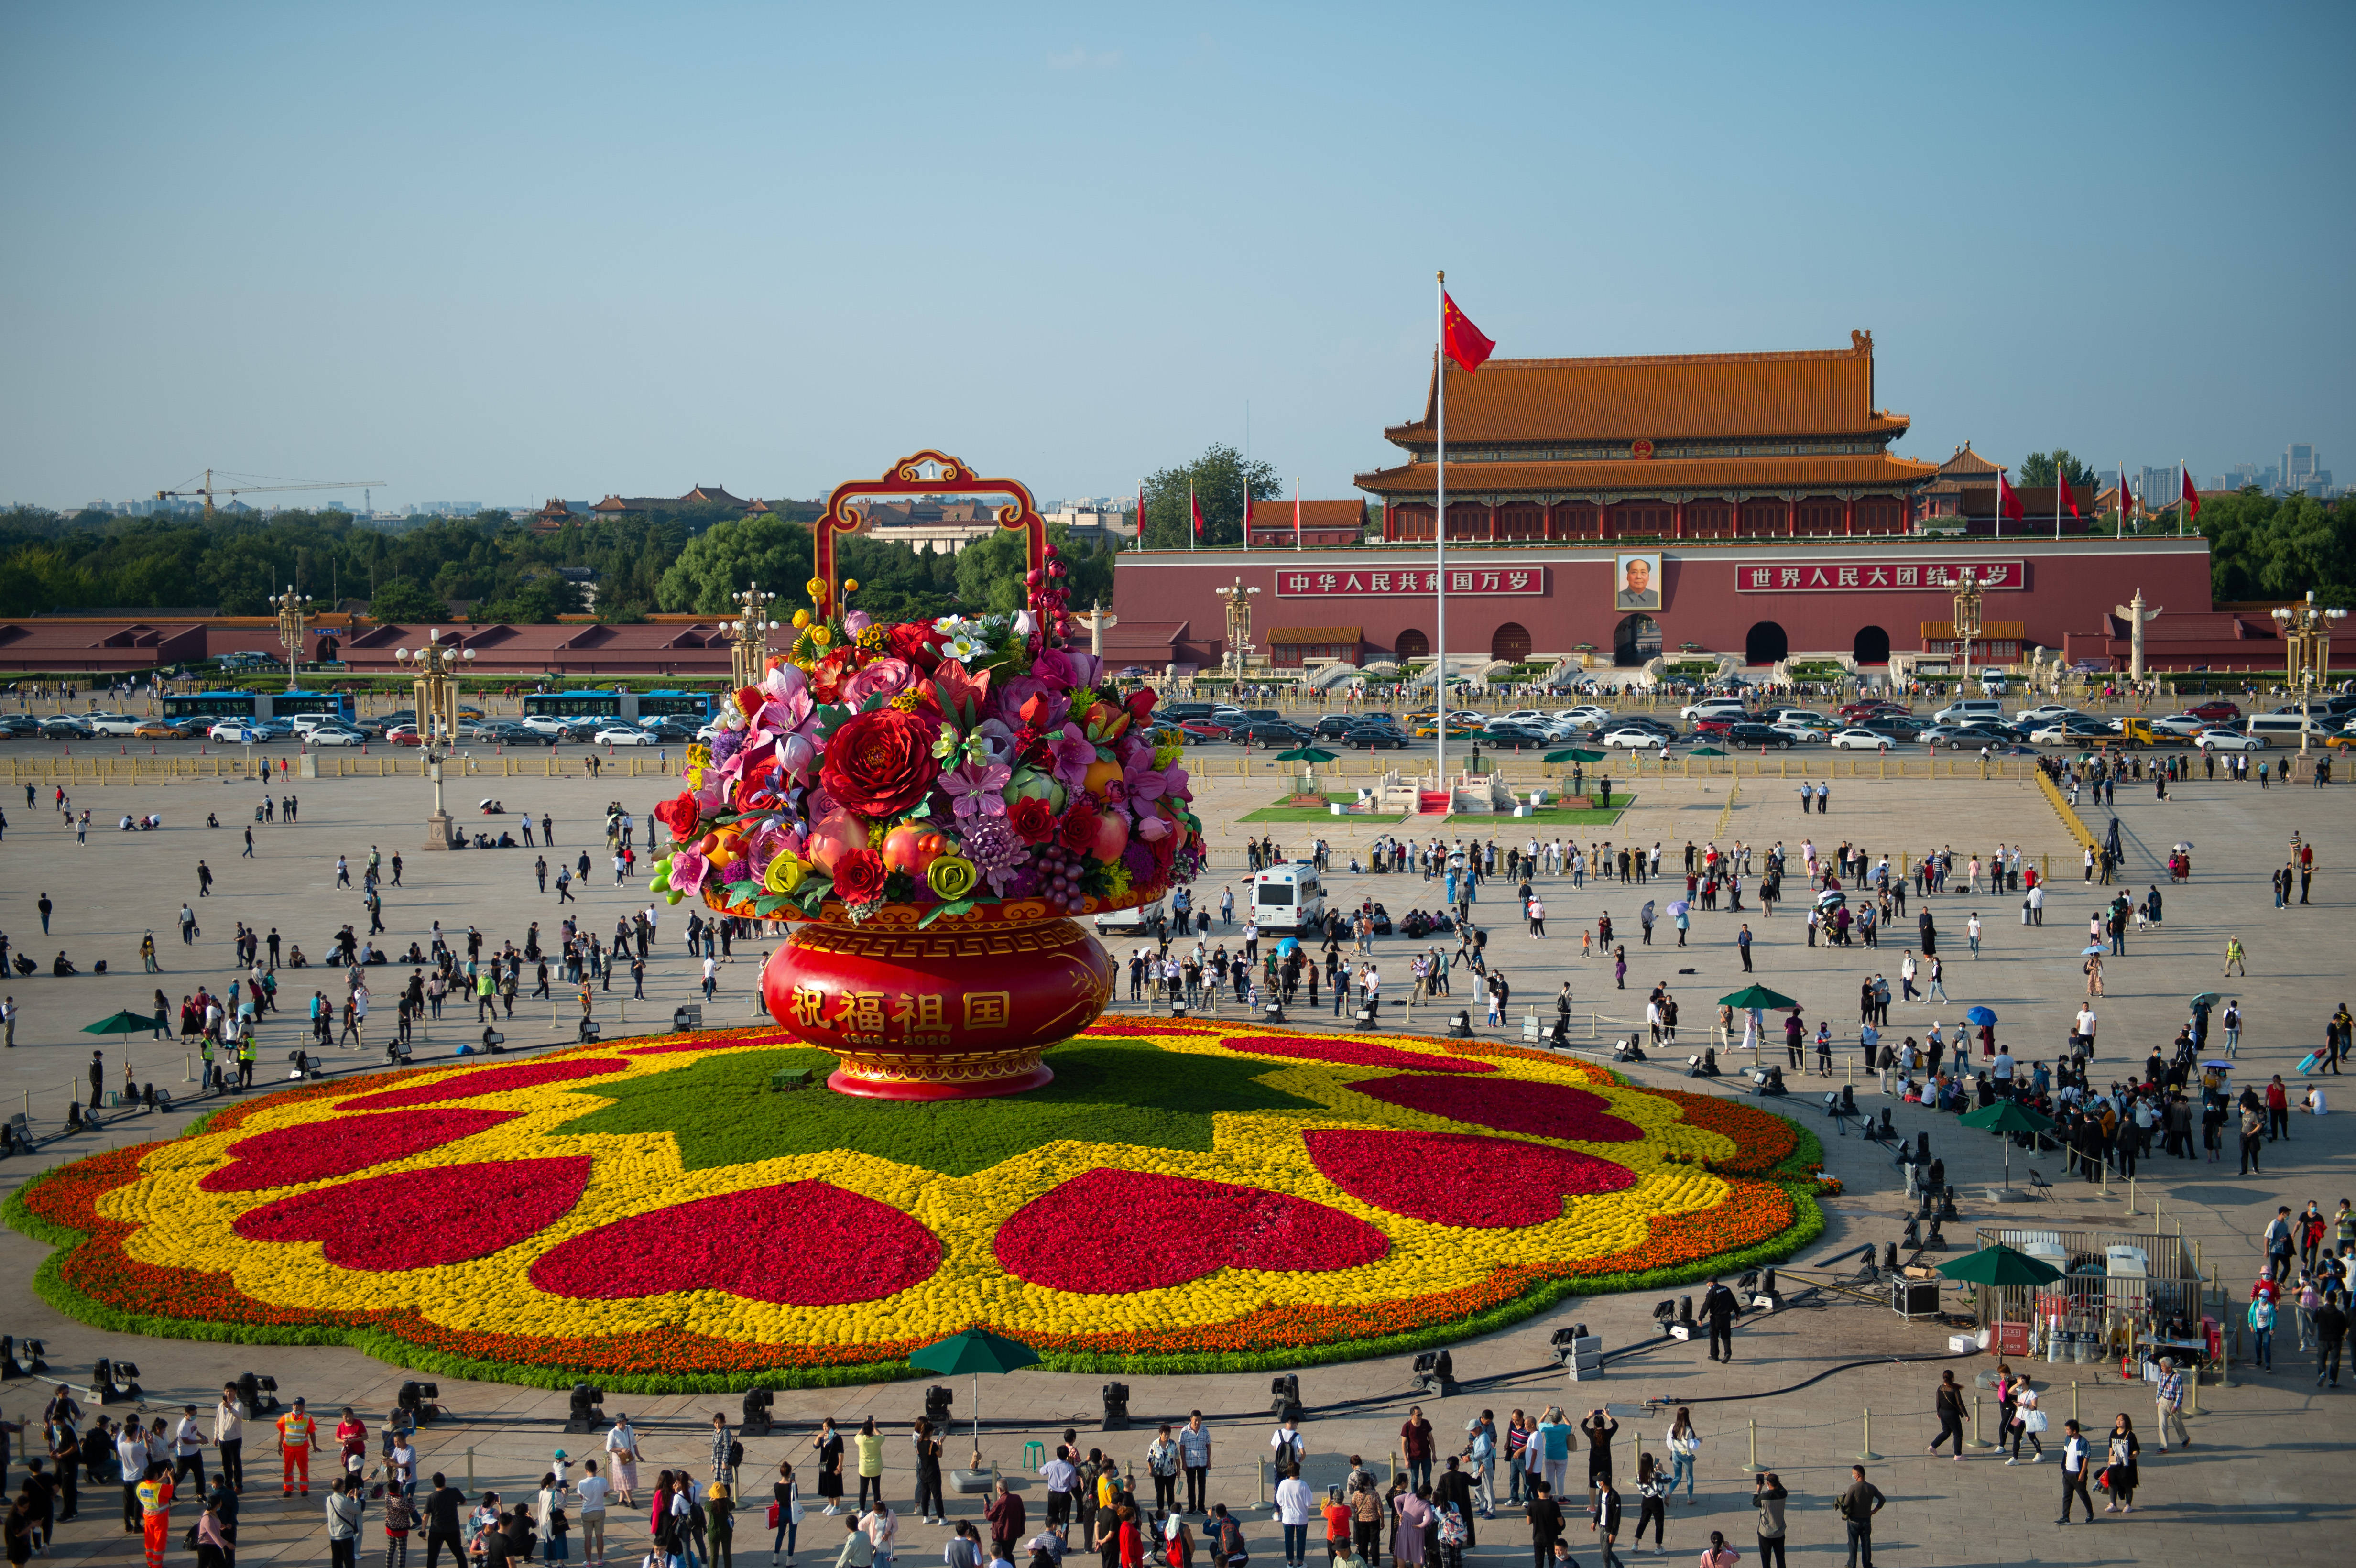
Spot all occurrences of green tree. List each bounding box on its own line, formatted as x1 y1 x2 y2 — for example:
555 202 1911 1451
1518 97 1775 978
370 579 452 622
2018 450 2095 489
1140 444 1279 549
2198 490 2356 604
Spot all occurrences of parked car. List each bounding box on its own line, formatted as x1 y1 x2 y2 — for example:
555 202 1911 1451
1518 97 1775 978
0 715 40 738
1478 723 1554 748
1828 727 1897 751
307 725 368 747
208 720 266 743
1233 721 1312 747
1769 722 1830 744
1344 724 1409 750
38 715 94 739
1721 723 1797 750
594 726 659 746
1178 719 1236 743
380 724 426 746
85 713 143 737
132 720 191 740
1602 726 1674 749
1312 715 1360 739
2196 729 2265 751
2186 700 2243 722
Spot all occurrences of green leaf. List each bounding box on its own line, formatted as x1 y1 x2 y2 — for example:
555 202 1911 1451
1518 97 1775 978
916 896 975 928
753 893 796 916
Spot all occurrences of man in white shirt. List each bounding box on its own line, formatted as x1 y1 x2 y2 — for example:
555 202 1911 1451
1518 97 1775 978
576 1460 611 1567
1268 1418 1307 1469
1992 1049 2015 1093
213 1385 245 1494
2075 1006 2097 1054
173 1403 207 1493
1272 1468 1314 1568
116 1422 149 1528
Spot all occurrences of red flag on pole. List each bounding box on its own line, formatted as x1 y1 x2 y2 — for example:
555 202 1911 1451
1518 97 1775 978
1189 486 1206 540
2180 464 2201 519
2118 464 2136 515
1997 472 2025 521
2061 474 2082 519
1242 489 1253 549
1441 291 1494 374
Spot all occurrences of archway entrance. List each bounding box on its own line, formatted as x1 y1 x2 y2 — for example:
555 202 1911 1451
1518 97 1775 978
1613 614 1661 667
1745 621 1789 665
1489 621 1531 663
1852 624 1891 665
1393 628 1430 661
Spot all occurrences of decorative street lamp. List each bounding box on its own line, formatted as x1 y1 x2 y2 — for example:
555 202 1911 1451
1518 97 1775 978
721 583 781 689
395 629 475 849
2270 590 2346 755
1951 567 1984 691
1215 576 1260 678
273 586 316 692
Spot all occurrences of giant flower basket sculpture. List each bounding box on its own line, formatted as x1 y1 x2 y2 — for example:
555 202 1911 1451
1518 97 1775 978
654 453 1194 1099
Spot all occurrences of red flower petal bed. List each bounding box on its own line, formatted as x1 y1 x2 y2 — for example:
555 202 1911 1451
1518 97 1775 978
234 1158 594 1271
619 1034 795 1057
1304 1129 1636 1225
1211 1036 1495 1076
993 1168 1388 1292
337 1058 629 1111
200 1108 518 1193
529 1183 942 1305
1350 1073 1644 1143
1646 1089 1800 1174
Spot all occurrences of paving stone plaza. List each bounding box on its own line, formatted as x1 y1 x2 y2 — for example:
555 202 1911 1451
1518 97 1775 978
0 752 2344 1568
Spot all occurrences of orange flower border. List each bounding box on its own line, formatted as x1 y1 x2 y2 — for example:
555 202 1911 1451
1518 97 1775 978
7 1026 1824 1392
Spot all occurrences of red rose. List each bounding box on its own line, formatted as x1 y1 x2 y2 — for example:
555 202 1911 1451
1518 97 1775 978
1057 801 1101 854
831 848 887 904
818 708 941 817
652 792 702 841
810 648 858 704
885 621 942 672
1123 688 1157 724
1008 795 1054 844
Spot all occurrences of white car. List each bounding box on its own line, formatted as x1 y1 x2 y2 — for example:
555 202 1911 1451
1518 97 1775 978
2148 714 2209 737
594 726 658 746
2016 704 2076 723
1493 709 1550 727
2197 730 2265 751
1828 728 1895 751
85 713 142 736
308 726 367 747
519 714 578 736
1681 700 1748 720
1771 722 1830 744
207 721 264 743
1601 726 1671 749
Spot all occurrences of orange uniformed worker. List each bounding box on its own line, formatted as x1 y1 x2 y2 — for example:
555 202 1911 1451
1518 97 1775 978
135 1461 175 1568
277 1395 321 1495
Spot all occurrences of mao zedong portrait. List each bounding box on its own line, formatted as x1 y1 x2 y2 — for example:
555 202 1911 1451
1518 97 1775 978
1615 554 1661 610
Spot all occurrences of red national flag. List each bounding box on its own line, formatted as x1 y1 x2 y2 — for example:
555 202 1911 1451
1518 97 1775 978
2118 466 2136 514
1189 487 1206 538
1137 484 1147 536
2061 475 2082 519
1442 290 1494 374
2181 464 2201 519
1243 490 1253 548
1997 472 2025 521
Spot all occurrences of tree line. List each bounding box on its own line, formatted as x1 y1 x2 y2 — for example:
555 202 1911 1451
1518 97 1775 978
0 501 1116 629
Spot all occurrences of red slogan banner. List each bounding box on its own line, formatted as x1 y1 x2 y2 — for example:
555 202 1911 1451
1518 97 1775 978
1276 567 1547 597
1735 560 2026 592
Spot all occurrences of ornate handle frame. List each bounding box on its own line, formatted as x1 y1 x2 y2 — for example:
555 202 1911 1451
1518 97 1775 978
815 450 1047 612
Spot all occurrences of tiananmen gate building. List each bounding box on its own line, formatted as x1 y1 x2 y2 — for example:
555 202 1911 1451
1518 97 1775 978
1107 333 2239 677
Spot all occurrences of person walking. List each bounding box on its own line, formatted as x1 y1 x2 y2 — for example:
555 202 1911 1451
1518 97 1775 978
2100 1416 2139 1514
2153 1359 2190 1449
1701 1280 1739 1363
1835 1467 1882 1568
2055 1422 2094 1524
1927 1371 1966 1460
1586 1479 1622 1568
1629 1458 1666 1557
2314 1290 2349 1389
1664 1410 1699 1501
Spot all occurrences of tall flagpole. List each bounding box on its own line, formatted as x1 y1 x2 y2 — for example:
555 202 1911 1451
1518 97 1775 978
2055 467 2063 541
1294 477 1302 552
1434 269 1449 804
1189 480 1197 553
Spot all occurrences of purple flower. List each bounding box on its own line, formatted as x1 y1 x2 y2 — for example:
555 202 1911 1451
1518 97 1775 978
1123 840 1157 884
1047 723 1097 794
710 728 744 766
1122 753 1169 809
945 759 1011 820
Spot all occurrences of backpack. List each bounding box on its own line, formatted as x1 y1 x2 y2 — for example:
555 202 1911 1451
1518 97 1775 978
1436 1507 1466 1548
728 1440 744 1468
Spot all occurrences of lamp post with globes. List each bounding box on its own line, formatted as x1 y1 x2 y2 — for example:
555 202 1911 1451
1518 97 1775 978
394 630 474 849
2270 590 2346 757
1951 567 1984 693
722 583 781 688
273 586 315 692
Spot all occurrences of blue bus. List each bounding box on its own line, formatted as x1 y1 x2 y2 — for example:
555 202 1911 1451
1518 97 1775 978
163 690 358 725
520 688 714 724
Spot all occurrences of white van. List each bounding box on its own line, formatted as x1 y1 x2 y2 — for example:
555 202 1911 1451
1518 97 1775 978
1249 862 1328 933
2245 713 2323 741
1094 899 1168 938
1931 698 2004 726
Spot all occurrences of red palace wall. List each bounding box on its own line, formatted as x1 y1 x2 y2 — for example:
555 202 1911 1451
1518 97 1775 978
1109 538 2218 669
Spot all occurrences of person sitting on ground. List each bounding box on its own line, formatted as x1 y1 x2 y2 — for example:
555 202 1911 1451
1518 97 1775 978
53 952 76 976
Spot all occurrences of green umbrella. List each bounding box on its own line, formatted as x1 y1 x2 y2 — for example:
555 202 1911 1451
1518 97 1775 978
1935 1243 2064 1288
1959 1100 2057 1188
1687 746 1727 756
82 1010 158 1036
907 1329 1040 1477
1274 747 1339 764
1717 985 1799 1011
1545 747 1606 763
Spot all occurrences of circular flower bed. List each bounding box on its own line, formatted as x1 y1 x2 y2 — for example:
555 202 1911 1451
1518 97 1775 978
9 1021 1821 1392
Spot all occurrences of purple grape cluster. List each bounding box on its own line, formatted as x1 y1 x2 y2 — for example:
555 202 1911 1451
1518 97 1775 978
1037 842 1087 911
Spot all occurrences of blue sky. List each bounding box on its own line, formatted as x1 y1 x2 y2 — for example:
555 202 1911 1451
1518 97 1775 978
2 0 2349 512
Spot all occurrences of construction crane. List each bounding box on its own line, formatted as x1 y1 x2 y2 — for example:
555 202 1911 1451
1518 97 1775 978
156 469 389 518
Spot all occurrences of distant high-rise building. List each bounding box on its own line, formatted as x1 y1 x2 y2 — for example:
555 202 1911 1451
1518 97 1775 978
2287 444 2316 479
2139 466 2175 508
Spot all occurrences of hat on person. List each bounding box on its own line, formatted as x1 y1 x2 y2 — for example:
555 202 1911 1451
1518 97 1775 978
554 1449 568 1460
